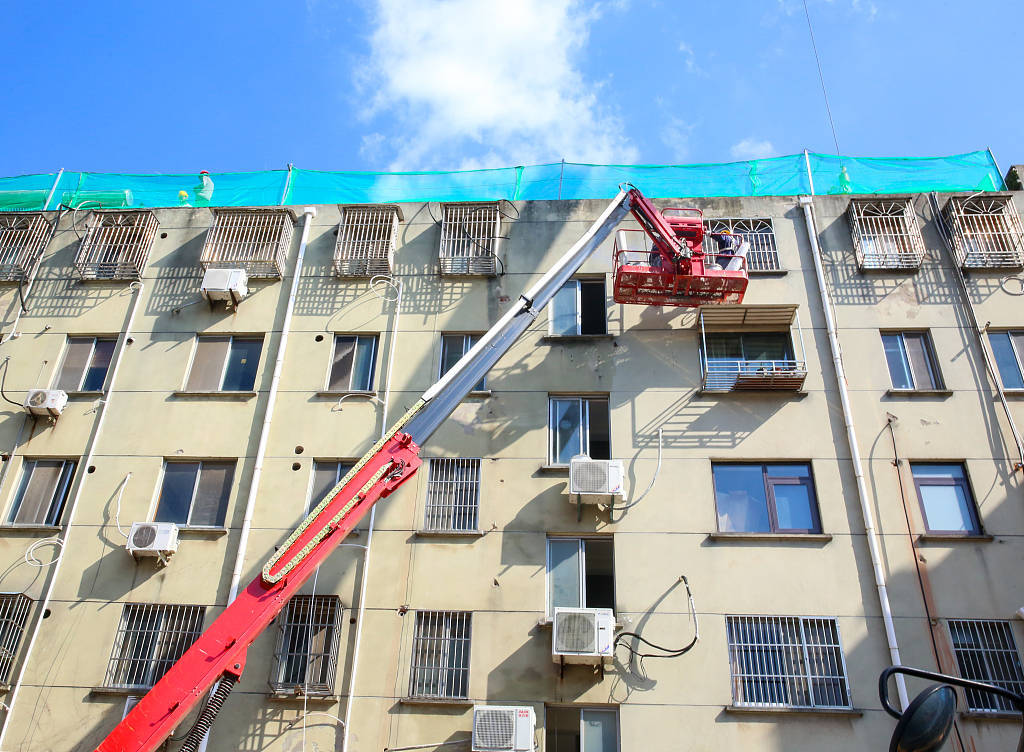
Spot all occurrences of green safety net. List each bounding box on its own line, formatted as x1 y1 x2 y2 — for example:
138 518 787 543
0 150 1005 212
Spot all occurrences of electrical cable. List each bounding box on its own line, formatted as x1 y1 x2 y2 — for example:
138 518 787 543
15 281 28 315
24 537 62 568
613 428 662 515
0 358 24 408
802 0 842 160
614 576 699 675
113 473 132 539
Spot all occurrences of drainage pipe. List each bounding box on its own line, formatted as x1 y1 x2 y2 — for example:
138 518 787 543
341 275 403 752
228 206 317 601
0 281 145 748
798 196 909 709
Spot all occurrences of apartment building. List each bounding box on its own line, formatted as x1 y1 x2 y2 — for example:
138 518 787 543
0 167 1020 751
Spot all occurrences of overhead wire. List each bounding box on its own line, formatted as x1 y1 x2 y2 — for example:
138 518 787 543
802 0 842 160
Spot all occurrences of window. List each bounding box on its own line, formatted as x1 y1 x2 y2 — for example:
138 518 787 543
848 199 925 270
408 610 471 699
988 331 1024 390
271 595 343 696
200 208 293 278
704 217 779 271
75 210 159 280
55 337 116 392
0 213 49 282
309 460 354 515
911 463 981 535
546 707 619 752
548 396 610 465
726 615 851 709
424 458 481 532
948 619 1024 713
0 593 32 685
334 205 400 277
185 335 263 392
104 603 205 689
713 463 821 534
881 331 943 391
701 330 806 391
327 335 377 392
547 538 614 618
8 459 76 526
440 334 486 392
154 461 235 528
943 196 1024 269
438 203 500 276
550 279 607 336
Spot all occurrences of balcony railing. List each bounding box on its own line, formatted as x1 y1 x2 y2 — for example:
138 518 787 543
702 359 808 391
0 213 50 282
943 196 1024 269
439 203 500 276
848 198 925 271
75 210 158 280
703 218 780 271
334 205 401 277
200 208 293 278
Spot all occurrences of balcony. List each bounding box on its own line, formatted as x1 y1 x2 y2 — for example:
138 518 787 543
200 208 294 279
942 195 1024 270
334 204 402 277
75 210 159 281
438 203 501 276
699 304 807 392
0 213 50 282
848 198 925 271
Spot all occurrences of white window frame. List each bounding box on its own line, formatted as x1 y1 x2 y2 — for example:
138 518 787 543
408 610 472 700
548 396 609 466
549 279 607 336
270 594 343 696
545 537 614 619
183 335 264 392
54 336 117 392
439 333 486 392
6 458 77 527
948 618 1024 713
152 460 235 529
423 458 481 533
545 706 620 752
326 334 378 392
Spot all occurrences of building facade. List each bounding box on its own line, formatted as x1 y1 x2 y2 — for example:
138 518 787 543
0 185 1020 751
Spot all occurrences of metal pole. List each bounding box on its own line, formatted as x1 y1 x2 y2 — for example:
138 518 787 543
803 150 816 196
279 163 294 206
558 158 565 201
43 168 64 211
987 147 1006 190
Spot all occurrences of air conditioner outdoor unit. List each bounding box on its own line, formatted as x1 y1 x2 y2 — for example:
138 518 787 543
551 607 615 663
568 456 624 502
200 267 248 305
126 521 179 559
23 389 68 417
472 706 535 752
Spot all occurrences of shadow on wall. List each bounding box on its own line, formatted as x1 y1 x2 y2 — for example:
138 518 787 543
234 700 346 752
629 392 779 450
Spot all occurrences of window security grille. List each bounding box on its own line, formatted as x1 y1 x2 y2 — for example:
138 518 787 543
0 593 31 685
0 213 49 282
409 611 471 699
943 196 1024 269
75 211 159 280
701 331 806 392
104 604 205 689
439 203 500 276
335 206 400 277
200 208 293 278
727 615 851 709
848 199 925 270
271 595 343 696
704 218 780 271
949 619 1024 713
424 458 481 532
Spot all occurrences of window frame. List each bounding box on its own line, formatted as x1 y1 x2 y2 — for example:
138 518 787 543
726 615 853 710
711 462 822 535
423 457 481 533
545 705 620 752
270 594 343 696
326 334 379 393
183 334 264 393
910 462 982 536
987 330 1024 390
407 610 472 700
439 333 486 392
549 278 608 336
547 395 611 466
545 536 615 619
880 330 944 391
947 618 1024 713
307 459 355 516
6 458 77 527
103 603 206 690
153 459 236 529
54 335 118 393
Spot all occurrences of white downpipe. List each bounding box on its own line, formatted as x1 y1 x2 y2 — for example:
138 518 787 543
798 196 909 709
341 275 402 752
228 206 317 601
0 281 144 748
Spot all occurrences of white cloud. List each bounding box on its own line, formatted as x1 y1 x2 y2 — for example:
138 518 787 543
358 0 638 170
661 117 695 163
730 138 777 160
678 42 699 74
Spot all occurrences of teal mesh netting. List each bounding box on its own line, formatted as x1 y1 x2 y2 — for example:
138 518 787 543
0 151 1005 211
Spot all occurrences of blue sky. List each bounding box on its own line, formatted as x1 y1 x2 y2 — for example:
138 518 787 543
3 0 1021 175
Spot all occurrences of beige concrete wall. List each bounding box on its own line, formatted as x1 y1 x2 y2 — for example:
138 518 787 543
0 194 1019 751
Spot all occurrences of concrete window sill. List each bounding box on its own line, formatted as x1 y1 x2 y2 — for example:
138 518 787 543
400 697 473 707
541 334 614 343
917 533 994 543
267 691 339 703
415 529 484 538
707 532 832 543
724 705 862 718
960 710 1024 722
463 390 492 398
91 686 148 697
537 465 570 475
316 390 378 399
66 391 104 398
172 390 257 400
746 269 789 277
177 526 229 538
999 390 1024 399
0 524 63 534
884 389 953 398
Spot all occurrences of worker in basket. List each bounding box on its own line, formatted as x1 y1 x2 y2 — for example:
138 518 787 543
708 229 749 271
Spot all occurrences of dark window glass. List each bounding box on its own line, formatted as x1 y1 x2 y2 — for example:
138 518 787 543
713 463 820 533
988 331 1024 390
547 537 615 616
56 337 116 392
221 338 262 391
881 331 942 390
309 460 354 515
551 280 607 336
186 336 262 391
8 459 76 526
155 461 234 527
549 397 610 464
440 334 485 391
329 335 377 391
